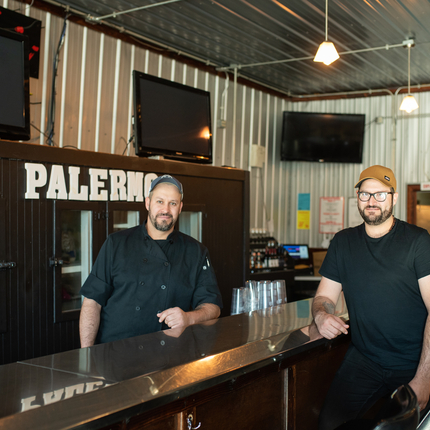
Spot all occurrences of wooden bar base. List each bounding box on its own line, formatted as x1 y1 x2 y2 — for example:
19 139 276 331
97 335 350 430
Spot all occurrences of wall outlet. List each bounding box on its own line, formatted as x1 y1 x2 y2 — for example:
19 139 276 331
250 145 266 168
218 119 226 128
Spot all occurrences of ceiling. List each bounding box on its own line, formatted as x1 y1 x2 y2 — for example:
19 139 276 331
49 0 430 96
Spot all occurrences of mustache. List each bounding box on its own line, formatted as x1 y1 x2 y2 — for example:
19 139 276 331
156 213 173 218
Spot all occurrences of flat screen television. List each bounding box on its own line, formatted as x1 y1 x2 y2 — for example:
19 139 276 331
0 28 30 141
0 6 42 79
133 71 212 164
280 112 365 163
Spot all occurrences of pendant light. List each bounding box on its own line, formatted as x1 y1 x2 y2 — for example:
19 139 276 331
314 0 339 66
399 41 419 113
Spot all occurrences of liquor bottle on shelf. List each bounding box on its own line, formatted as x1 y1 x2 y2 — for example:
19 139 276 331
256 252 262 269
250 228 288 272
249 250 257 269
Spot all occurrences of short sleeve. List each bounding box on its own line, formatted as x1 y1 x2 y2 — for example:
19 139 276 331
80 238 114 306
191 249 223 309
319 234 342 283
414 230 430 280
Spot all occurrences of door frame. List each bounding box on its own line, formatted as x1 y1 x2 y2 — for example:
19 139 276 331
407 184 430 225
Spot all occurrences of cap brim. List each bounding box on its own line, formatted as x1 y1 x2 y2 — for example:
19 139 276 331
354 176 392 190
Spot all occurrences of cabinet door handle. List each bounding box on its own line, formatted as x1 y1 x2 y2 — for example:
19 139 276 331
187 414 201 430
49 258 64 267
0 261 16 270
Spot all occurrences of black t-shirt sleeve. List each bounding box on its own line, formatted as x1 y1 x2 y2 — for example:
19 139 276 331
319 233 342 283
414 230 430 280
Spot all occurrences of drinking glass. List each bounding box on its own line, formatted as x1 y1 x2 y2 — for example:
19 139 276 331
231 288 241 315
269 282 277 307
241 287 250 313
273 279 287 304
245 280 259 311
231 287 248 315
257 280 271 309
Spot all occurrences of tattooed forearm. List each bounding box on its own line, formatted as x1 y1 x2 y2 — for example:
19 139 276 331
322 300 335 315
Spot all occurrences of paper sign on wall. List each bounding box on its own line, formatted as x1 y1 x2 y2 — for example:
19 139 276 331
348 197 363 227
297 193 310 230
319 197 344 234
297 210 310 230
298 193 311 211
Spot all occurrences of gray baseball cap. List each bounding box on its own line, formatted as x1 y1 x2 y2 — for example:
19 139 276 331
149 174 183 195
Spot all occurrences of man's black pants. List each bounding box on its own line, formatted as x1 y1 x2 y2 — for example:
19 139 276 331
318 344 417 430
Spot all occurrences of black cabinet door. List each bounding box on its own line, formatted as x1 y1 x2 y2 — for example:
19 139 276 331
53 200 104 323
0 198 7 333
106 201 146 235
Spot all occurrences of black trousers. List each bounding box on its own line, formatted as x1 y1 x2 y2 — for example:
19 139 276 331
318 344 417 430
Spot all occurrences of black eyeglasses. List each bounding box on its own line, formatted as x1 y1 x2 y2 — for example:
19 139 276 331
357 192 393 202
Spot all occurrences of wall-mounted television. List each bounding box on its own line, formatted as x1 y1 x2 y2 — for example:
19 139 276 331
133 71 212 164
0 28 30 141
0 6 42 79
280 112 365 163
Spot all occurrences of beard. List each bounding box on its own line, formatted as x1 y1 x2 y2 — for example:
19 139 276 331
148 207 176 232
358 201 393 226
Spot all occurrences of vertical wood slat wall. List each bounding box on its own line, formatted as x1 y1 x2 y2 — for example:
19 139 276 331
0 159 80 365
3 0 430 250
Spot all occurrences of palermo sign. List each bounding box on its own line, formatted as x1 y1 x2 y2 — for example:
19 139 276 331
25 163 157 201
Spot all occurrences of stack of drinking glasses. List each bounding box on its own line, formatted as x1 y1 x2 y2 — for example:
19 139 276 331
231 279 287 315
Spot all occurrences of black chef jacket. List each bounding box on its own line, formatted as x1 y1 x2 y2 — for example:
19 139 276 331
80 223 222 344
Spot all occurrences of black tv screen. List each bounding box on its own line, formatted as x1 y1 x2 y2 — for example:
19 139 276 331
133 71 212 164
0 28 30 141
0 6 42 79
281 112 365 163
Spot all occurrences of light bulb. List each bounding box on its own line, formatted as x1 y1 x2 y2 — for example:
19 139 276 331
313 41 339 66
399 95 419 113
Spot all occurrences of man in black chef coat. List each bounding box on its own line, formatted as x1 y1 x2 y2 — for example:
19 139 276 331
79 174 222 347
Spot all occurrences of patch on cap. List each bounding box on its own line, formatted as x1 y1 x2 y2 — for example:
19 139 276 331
354 165 397 192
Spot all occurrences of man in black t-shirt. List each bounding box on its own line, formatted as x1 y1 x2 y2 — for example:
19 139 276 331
312 165 430 430
79 175 222 347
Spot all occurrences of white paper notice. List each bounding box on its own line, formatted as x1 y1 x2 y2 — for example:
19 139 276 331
319 197 344 234
348 197 363 227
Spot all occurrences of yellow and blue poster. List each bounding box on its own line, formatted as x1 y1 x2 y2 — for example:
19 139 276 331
297 193 310 230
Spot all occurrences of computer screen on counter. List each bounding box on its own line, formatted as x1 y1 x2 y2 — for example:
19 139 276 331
283 245 309 260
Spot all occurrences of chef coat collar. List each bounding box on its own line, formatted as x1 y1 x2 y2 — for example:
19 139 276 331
142 221 178 244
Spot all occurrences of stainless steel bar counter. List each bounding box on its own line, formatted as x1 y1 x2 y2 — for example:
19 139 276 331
0 297 349 430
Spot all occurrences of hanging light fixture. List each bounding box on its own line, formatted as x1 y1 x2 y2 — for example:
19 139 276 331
314 0 339 65
399 40 419 113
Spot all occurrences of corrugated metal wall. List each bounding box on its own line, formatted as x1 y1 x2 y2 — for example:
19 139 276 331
4 1 430 247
